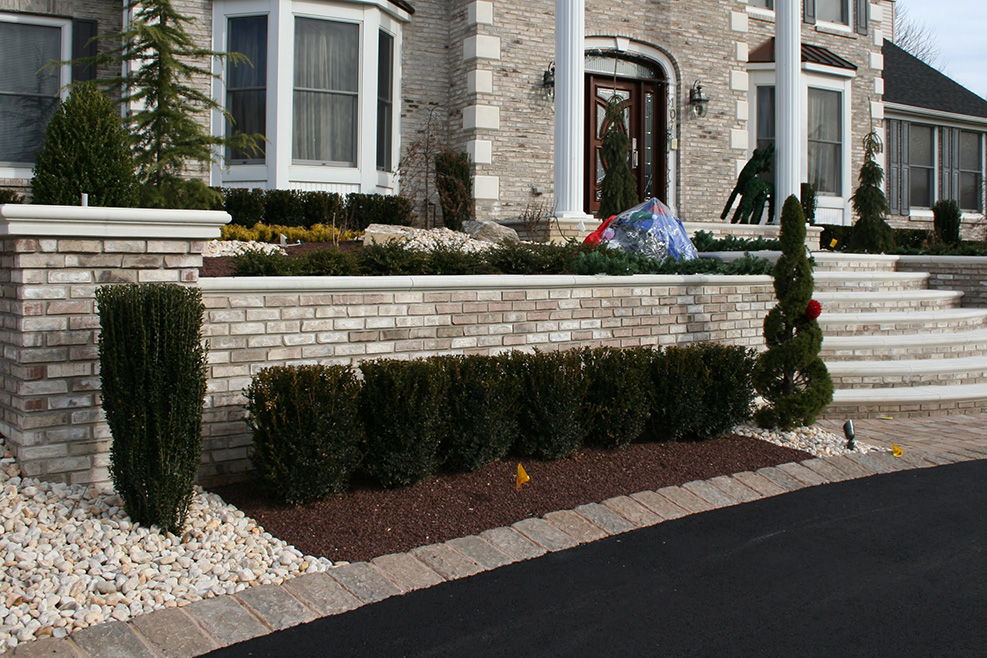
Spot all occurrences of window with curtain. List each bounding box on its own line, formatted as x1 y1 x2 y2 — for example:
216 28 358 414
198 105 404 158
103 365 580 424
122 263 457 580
227 16 267 164
377 31 393 172
755 86 776 188
958 130 983 212
293 17 359 165
817 0 849 25
807 88 842 195
908 124 934 208
0 21 62 164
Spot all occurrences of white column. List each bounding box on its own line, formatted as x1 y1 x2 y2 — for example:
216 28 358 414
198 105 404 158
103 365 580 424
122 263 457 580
553 0 592 225
775 0 801 221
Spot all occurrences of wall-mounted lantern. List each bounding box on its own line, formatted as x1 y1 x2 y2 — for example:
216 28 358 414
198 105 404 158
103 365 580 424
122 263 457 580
688 79 710 118
543 62 555 99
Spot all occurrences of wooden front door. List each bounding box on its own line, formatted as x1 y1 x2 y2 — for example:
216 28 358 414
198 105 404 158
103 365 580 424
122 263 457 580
585 75 667 216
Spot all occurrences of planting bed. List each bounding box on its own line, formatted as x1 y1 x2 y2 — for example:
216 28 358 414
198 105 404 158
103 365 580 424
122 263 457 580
212 435 810 564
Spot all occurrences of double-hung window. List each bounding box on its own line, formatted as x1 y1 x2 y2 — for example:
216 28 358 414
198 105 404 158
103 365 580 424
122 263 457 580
377 31 394 172
958 131 983 212
0 17 66 166
807 88 843 195
292 17 359 166
226 15 268 163
909 125 935 208
817 0 849 26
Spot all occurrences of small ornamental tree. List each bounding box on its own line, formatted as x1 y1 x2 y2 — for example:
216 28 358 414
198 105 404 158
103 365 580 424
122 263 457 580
847 131 895 253
597 95 637 219
435 150 474 232
31 84 138 207
933 199 962 246
753 195 833 429
78 0 260 209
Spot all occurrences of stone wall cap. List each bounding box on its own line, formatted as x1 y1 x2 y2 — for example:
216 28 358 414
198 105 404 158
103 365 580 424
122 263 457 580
896 254 987 265
199 273 774 294
0 204 230 240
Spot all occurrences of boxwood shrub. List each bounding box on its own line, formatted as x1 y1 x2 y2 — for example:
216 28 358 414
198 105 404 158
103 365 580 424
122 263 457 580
583 346 652 448
512 349 589 459
246 364 363 505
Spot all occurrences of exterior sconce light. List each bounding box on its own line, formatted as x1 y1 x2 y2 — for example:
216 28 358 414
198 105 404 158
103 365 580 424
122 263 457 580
543 62 555 99
689 79 710 118
843 419 856 451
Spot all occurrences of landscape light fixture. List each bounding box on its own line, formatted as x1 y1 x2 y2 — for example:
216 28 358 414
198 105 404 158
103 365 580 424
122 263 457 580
689 79 709 118
543 62 555 99
843 419 856 451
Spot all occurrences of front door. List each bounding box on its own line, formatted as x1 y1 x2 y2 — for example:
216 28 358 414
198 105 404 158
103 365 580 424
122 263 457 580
585 75 667 216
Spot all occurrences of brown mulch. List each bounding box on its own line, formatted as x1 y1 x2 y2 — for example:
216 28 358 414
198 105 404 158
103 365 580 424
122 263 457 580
211 436 810 564
199 240 363 278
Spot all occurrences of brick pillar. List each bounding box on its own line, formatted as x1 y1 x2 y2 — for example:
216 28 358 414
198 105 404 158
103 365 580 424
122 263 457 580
0 205 228 484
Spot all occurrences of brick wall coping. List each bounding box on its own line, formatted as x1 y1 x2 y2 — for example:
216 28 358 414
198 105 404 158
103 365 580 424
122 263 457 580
895 255 987 266
198 273 775 294
682 221 824 241
0 204 230 239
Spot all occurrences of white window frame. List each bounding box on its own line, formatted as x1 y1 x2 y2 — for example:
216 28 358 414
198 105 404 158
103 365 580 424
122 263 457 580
748 65 854 224
816 0 851 30
0 12 72 179
211 0 407 195
907 122 937 210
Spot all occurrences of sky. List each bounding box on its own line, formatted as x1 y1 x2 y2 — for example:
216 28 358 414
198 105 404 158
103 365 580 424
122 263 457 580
895 0 987 100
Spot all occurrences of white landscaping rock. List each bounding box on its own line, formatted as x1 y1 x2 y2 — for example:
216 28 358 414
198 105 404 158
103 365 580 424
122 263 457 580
463 220 520 246
734 424 887 457
202 240 284 257
0 436 332 653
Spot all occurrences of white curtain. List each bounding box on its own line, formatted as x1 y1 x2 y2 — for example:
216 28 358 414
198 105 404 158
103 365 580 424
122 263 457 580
0 22 61 163
807 88 841 195
293 18 358 164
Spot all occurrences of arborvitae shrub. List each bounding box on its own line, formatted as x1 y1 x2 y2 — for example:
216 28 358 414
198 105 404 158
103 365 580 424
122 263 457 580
96 284 207 534
848 131 895 253
753 196 833 428
690 343 756 439
223 188 266 227
346 193 414 230
31 83 138 207
436 355 521 472
513 349 589 459
597 95 638 219
434 150 474 232
246 365 362 505
359 358 449 488
800 182 817 224
583 347 652 448
933 199 962 246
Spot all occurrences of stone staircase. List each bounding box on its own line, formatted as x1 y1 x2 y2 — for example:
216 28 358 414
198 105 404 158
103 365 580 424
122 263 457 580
812 253 987 419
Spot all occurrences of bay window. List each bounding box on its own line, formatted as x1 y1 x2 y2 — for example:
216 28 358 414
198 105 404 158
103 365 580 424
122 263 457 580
377 31 394 172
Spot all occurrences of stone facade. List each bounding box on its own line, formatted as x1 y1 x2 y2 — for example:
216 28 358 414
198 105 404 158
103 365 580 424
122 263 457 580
895 256 987 308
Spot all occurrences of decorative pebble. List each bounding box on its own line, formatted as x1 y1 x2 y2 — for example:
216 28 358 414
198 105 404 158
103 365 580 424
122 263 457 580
0 436 332 652
202 240 285 257
733 424 888 457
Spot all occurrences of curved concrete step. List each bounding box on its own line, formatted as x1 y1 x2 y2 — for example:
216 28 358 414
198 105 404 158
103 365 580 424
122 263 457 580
814 290 964 312
827 355 987 388
811 252 899 272
818 309 987 336
820 328 987 361
813 271 929 292
820 382 987 419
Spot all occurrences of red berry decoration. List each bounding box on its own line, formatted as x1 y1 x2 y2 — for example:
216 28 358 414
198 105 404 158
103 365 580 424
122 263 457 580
805 299 822 320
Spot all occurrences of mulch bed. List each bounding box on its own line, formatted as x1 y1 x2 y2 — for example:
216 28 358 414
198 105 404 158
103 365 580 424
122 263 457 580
199 240 362 278
211 436 810 564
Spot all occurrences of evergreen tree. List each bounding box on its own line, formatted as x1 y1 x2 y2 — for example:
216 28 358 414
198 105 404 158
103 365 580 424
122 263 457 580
31 84 138 207
78 0 260 209
752 195 833 429
847 131 895 253
597 95 638 219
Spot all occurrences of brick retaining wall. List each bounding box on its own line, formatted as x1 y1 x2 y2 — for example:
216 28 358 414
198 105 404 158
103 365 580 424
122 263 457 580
895 256 987 308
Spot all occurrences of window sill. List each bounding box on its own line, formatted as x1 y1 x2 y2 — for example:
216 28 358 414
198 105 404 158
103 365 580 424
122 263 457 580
746 7 775 23
814 22 855 38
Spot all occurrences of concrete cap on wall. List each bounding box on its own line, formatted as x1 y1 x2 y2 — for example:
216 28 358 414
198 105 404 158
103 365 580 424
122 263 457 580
0 204 230 240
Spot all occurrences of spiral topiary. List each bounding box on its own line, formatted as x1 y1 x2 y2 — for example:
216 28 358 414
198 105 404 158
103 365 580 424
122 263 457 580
752 195 833 429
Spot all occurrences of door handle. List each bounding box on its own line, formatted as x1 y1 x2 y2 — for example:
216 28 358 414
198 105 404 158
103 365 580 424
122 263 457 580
632 138 639 168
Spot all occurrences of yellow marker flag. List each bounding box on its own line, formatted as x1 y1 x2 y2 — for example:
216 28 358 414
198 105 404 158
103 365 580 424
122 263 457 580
830 238 839 248
892 444 903 458
516 463 530 490
878 415 895 420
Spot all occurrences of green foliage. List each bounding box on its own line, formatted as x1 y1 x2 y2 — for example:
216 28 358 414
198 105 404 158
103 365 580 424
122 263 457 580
231 250 299 277
570 247 657 275
358 242 430 275
894 228 933 250
753 196 833 429
646 344 755 442
262 189 307 228
79 1 261 209
346 193 414 230
933 199 962 246
513 350 589 460
359 358 449 488
96 284 206 534
302 191 347 229
221 188 348 229
583 347 652 448
485 242 582 274
0 189 23 204
30 84 138 207
597 96 638 219
434 150 474 231
800 183 817 224
246 365 362 505
419 244 491 275
436 355 521 472
300 249 359 276
691 231 781 252
848 131 895 253
222 188 266 226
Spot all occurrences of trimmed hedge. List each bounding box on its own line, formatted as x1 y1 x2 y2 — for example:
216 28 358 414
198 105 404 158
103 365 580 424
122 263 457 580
218 188 413 231
246 365 363 505
244 344 758 502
